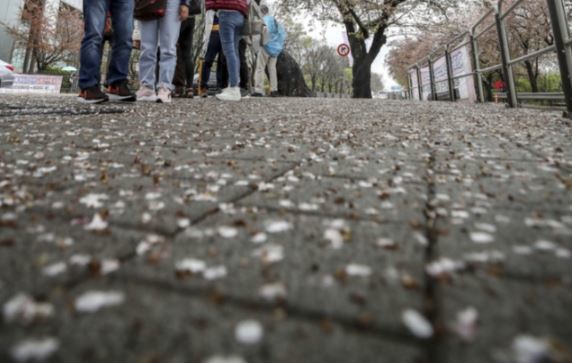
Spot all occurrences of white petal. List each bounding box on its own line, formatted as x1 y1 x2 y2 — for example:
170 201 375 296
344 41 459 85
470 232 494 244
235 320 264 345
11 338 59 362
75 291 125 313
402 309 433 338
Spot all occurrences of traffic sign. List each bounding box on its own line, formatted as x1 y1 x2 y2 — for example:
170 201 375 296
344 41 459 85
337 43 350 57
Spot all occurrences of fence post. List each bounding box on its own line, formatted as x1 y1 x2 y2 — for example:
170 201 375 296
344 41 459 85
428 58 438 101
470 33 485 103
495 7 518 107
445 48 456 101
547 0 572 117
416 66 423 101
407 71 413 100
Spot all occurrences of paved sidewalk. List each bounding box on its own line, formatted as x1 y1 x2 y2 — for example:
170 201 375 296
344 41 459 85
1 95 571 363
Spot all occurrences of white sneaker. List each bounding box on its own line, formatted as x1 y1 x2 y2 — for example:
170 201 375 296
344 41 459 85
157 87 172 104
136 86 157 102
216 87 241 102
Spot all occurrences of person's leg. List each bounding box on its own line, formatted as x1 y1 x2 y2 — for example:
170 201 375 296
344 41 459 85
253 49 270 95
138 19 159 90
268 56 278 92
173 18 192 92
218 10 244 88
107 0 134 86
201 31 220 89
180 17 195 90
157 0 182 92
79 0 108 90
218 53 228 89
239 38 248 90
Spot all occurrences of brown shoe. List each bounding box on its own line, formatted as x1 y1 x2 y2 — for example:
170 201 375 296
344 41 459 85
198 86 209 98
106 80 136 101
78 86 109 104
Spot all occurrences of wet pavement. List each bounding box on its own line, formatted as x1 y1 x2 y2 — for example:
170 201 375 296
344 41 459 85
1 95 571 363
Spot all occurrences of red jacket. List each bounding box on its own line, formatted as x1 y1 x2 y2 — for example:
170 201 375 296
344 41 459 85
205 0 248 17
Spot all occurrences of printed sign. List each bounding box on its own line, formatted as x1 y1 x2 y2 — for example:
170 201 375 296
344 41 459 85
0 74 63 94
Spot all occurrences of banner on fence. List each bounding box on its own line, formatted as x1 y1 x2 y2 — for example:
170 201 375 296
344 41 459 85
409 68 419 100
0 74 63 94
408 43 477 102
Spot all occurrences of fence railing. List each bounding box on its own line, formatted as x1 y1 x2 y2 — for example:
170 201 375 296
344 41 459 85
405 0 572 118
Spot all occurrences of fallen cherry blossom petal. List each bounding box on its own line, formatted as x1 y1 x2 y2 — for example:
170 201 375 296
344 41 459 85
345 264 372 277
402 309 433 339
3 294 54 324
469 232 494 244
75 291 125 313
235 320 264 345
84 214 108 231
11 338 59 362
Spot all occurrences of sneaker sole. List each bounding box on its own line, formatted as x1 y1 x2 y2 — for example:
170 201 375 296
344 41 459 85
77 97 108 104
137 96 158 102
107 93 136 102
215 95 241 102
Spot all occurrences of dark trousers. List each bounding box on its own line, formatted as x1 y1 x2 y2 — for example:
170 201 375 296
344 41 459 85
173 17 195 89
239 39 248 90
201 31 227 89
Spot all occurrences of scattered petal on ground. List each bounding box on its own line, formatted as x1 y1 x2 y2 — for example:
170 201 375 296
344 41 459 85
402 309 433 339
3 294 54 324
11 338 59 362
235 320 264 345
75 291 125 313
469 232 494 244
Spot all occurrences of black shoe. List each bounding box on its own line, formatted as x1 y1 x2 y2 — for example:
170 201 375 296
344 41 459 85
78 86 109 104
270 91 280 97
107 80 136 101
251 92 264 97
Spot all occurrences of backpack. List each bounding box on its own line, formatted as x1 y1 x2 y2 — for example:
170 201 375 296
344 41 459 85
134 0 167 21
262 17 286 57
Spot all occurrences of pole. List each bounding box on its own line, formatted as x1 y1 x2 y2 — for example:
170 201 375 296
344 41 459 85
428 58 438 101
495 8 518 107
470 33 485 103
547 0 572 117
416 66 423 101
445 49 456 101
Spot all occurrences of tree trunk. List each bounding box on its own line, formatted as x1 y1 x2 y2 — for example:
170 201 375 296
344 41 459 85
352 56 372 98
524 60 538 93
276 51 312 97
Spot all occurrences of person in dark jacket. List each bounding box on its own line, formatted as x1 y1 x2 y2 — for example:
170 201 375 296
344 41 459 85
205 0 248 102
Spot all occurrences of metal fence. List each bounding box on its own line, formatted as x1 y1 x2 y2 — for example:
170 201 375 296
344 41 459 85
406 0 572 117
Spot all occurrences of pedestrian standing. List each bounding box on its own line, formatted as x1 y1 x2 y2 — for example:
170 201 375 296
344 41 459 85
252 4 285 97
198 11 227 97
137 0 191 103
78 0 136 104
173 2 200 98
205 0 248 102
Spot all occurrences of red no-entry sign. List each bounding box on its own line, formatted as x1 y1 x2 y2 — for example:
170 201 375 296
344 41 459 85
337 43 350 57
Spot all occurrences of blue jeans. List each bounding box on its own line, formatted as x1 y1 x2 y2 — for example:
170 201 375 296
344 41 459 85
138 0 181 90
79 0 134 89
201 31 226 89
218 10 244 87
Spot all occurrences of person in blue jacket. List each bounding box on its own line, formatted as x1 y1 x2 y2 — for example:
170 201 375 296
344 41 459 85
252 4 286 97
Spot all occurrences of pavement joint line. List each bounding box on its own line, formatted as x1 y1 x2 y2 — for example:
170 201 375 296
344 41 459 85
499 132 572 172
0 107 130 118
233 203 404 225
420 145 445 363
108 272 423 348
